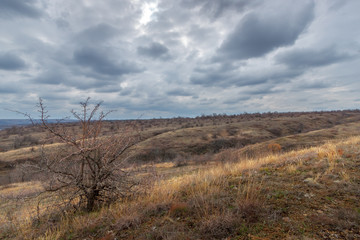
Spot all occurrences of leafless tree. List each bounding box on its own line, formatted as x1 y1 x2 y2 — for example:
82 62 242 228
23 98 139 211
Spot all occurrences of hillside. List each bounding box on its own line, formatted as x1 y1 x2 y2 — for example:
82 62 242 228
0 110 360 239
1 110 360 165
1 134 359 239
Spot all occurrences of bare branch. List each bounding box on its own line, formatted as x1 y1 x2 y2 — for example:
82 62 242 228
19 98 140 212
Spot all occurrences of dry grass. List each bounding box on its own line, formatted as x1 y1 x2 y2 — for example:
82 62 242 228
2 134 359 239
1 110 360 239
3 110 359 166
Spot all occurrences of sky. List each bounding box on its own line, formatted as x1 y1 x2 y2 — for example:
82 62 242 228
0 0 359 119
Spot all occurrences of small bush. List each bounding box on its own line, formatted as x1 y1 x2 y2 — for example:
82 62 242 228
267 143 282 153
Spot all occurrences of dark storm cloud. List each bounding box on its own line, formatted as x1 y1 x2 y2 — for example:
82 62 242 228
0 0 43 19
276 47 352 69
217 1 314 60
73 47 144 76
137 42 170 59
0 52 26 70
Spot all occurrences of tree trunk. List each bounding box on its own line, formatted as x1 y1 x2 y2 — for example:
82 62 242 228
86 189 99 212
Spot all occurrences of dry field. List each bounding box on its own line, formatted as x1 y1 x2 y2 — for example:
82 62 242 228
0 110 360 239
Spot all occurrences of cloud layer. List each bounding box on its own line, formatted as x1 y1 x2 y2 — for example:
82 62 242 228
1 0 360 118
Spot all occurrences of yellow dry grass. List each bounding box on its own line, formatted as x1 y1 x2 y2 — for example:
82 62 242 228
0 143 65 162
0 181 44 226
2 135 360 239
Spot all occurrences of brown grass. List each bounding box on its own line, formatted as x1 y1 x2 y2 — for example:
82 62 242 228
1 110 360 239
2 135 358 239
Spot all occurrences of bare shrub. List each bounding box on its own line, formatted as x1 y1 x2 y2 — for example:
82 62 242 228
21 98 139 211
267 143 282 153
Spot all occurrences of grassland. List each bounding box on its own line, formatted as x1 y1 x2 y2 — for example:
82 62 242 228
0 110 360 239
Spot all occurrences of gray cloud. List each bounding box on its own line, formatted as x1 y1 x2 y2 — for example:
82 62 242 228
31 69 66 85
55 18 70 30
276 47 352 69
245 85 282 95
167 88 193 97
118 88 132 96
294 81 329 90
180 0 257 19
0 82 23 93
0 52 26 70
223 96 251 105
73 47 144 76
190 62 303 88
1 0 360 118
191 70 233 86
31 69 104 90
217 1 314 60
75 23 119 44
137 42 170 59
94 85 122 93
0 0 43 19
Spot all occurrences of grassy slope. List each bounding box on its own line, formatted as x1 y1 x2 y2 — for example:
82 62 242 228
2 135 360 239
128 112 360 161
1 111 360 239
216 121 360 160
2 111 360 164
